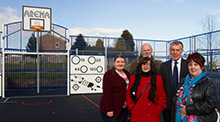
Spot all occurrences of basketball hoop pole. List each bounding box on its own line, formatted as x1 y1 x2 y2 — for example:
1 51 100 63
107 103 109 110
36 31 40 93
31 25 43 94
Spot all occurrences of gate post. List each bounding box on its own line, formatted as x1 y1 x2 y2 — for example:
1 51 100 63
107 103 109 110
2 25 5 98
67 49 70 95
105 36 108 72
191 35 194 53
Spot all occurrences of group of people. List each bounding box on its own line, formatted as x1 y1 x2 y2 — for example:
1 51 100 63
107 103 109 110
99 40 218 122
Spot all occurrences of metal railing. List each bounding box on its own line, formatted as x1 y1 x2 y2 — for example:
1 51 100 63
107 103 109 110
2 21 220 98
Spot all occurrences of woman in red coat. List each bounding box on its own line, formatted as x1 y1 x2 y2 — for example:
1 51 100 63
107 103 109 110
100 55 131 122
126 57 167 122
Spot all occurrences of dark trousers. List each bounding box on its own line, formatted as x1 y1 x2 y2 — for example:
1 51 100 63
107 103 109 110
100 107 128 122
163 108 171 122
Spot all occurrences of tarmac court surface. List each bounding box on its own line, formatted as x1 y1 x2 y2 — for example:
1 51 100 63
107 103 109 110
1 93 220 122
0 94 102 122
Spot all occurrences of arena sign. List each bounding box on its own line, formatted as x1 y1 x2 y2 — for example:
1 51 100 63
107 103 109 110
22 6 51 32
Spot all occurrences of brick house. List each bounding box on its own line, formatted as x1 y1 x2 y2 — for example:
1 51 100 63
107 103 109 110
40 33 66 51
39 33 67 63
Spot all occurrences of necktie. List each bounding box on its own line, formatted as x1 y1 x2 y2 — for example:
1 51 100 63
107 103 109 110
172 61 178 96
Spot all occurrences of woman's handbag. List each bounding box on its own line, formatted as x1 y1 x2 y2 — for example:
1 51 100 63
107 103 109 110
126 82 150 122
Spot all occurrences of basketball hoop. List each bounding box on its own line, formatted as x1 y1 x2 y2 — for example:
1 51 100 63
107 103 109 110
31 25 44 32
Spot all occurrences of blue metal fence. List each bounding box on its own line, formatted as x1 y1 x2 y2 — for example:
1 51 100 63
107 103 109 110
171 30 220 68
3 21 69 52
2 21 220 97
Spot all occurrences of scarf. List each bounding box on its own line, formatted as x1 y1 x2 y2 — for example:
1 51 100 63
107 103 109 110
175 71 206 122
140 70 152 77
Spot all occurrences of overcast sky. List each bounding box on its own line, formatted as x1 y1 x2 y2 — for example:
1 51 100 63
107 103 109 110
1 0 220 40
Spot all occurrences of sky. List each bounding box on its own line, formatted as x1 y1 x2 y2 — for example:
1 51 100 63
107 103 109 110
1 0 220 40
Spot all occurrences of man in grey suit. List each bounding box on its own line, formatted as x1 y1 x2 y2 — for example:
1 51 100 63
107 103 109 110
159 40 189 122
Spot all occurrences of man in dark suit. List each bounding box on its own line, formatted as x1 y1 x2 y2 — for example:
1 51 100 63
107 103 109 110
159 40 189 122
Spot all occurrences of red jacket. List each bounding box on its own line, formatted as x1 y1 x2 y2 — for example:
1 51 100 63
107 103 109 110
100 68 131 120
126 75 167 122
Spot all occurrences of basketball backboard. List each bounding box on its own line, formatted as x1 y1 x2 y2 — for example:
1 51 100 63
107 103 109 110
22 6 51 32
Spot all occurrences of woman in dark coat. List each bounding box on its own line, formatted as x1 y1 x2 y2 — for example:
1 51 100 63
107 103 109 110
173 52 218 122
100 55 131 122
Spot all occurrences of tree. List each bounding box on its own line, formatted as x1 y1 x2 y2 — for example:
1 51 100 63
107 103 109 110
95 38 103 50
26 33 36 51
121 30 134 51
201 14 218 50
201 14 219 73
115 38 126 51
87 44 96 50
71 34 87 50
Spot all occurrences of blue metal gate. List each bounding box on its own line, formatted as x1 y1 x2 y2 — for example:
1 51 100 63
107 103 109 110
5 54 67 96
3 21 69 97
